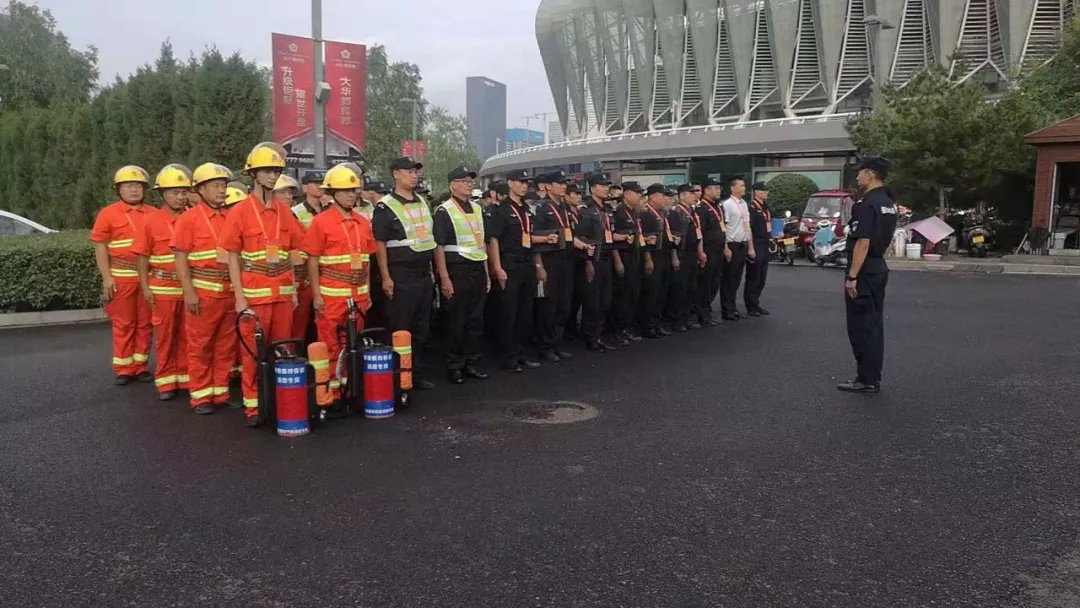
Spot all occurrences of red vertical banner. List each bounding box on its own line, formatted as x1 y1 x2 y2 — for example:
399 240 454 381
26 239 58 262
324 41 367 151
271 33 314 145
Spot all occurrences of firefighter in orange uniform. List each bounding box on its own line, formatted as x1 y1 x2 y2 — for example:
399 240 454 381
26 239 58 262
171 163 238 415
91 166 156 385
225 181 249 379
301 164 374 408
220 144 305 427
275 174 313 344
133 164 193 400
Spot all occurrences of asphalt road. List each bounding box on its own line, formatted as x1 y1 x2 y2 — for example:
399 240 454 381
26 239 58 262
3 267 1080 608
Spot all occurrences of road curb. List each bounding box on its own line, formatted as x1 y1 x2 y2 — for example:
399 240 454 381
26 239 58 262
0 308 107 330
787 259 1080 276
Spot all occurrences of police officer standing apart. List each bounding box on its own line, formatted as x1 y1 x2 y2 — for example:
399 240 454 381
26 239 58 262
433 166 490 384
372 156 436 391
743 181 772 316
486 169 541 372
695 178 726 326
530 170 575 362
839 157 897 393
611 182 645 343
575 173 617 352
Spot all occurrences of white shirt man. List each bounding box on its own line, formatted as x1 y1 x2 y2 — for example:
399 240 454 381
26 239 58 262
722 195 751 244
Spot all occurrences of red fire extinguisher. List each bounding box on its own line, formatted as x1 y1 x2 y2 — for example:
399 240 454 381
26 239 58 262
236 310 316 436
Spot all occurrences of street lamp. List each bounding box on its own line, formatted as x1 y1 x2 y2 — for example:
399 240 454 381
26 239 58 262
400 98 420 143
312 0 327 169
863 15 895 110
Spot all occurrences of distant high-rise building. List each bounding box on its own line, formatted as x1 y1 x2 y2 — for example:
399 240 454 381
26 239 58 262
466 77 507 161
505 128 545 152
547 120 565 144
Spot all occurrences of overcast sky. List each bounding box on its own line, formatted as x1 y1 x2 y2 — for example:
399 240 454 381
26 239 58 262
39 0 554 131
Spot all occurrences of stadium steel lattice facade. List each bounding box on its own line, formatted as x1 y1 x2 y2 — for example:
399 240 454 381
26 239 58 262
536 0 1079 139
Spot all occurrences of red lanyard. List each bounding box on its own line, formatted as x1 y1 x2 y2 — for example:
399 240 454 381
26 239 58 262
704 201 723 224
679 203 700 229
647 205 670 233
250 197 282 245
567 206 580 227
199 204 222 241
549 202 568 230
594 204 611 232
753 200 771 225
620 206 635 225
339 215 362 253
508 202 530 234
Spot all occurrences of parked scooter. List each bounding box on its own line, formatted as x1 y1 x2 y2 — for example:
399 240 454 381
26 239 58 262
964 216 993 257
812 220 849 268
769 210 798 266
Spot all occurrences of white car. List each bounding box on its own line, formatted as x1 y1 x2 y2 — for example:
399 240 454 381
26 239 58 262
0 210 56 236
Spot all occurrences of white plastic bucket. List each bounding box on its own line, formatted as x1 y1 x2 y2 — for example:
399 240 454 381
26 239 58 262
893 230 907 257
905 243 922 260
1054 232 1068 249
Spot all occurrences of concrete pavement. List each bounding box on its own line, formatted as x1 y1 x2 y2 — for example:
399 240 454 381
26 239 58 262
2 268 1080 607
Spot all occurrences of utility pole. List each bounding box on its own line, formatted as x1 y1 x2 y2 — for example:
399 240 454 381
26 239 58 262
312 0 327 169
863 15 895 111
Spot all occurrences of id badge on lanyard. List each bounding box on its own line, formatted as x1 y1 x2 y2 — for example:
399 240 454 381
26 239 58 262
511 205 530 248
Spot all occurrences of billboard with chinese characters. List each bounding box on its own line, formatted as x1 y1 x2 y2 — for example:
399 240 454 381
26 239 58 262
271 34 314 145
324 41 366 151
399 140 427 158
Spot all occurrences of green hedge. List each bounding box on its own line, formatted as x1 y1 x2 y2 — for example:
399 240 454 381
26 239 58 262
0 230 101 312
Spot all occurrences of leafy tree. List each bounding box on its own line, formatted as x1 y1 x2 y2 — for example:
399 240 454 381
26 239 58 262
765 173 819 218
0 0 98 111
365 45 426 178
422 107 480 195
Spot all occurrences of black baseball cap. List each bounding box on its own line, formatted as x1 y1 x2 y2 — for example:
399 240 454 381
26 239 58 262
701 177 722 188
390 156 423 171
855 156 891 179
646 183 667 196
448 166 477 181
524 189 542 202
566 183 582 195
621 181 644 194
493 181 509 196
677 183 696 194
537 170 569 184
302 170 325 185
506 169 531 182
751 181 770 192
585 173 612 186
371 181 391 195
664 187 678 197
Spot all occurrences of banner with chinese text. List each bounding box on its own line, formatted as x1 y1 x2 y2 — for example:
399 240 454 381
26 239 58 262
271 33 314 145
324 41 367 151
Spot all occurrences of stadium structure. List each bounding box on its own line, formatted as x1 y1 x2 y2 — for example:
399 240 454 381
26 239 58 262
480 0 1078 178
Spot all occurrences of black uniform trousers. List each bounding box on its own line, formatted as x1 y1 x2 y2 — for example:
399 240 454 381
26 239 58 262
382 264 434 370
720 242 748 316
444 262 487 371
611 249 642 334
535 252 571 354
696 247 723 322
666 253 698 327
743 237 770 311
846 269 888 385
580 257 613 341
497 264 535 364
567 258 585 337
639 254 671 332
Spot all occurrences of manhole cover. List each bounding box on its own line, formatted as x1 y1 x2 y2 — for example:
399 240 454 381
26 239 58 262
504 401 599 424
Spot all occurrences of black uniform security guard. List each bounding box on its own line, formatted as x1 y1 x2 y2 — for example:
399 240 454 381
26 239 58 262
611 182 645 343
372 156 436 391
486 169 540 372
695 178 726 326
565 183 586 339
839 156 897 393
531 170 575 362
433 166 490 384
575 173 616 352
665 184 705 331
637 183 673 339
744 181 773 316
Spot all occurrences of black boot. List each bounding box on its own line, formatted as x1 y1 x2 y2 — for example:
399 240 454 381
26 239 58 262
448 369 465 385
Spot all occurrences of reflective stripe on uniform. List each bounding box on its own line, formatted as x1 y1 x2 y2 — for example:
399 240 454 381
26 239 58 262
192 279 225 292
319 254 369 265
110 268 139 278
113 356 134 366
310 359 329 370
187 250 217 261
190 387 215 399
385 238 417 248
279 285 296 295
244 397 259 409
319 285 370 297
149 254 175 264
242 287 273 298
155 375 181 387
329 380 341 389
241 250 267 262
394 346 413 355
108 239 133 249
212 386 230 396
149 286 184 296
133 353 149 363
